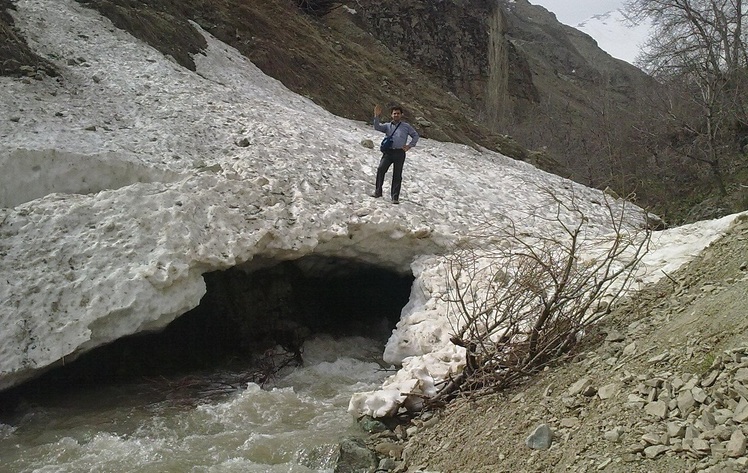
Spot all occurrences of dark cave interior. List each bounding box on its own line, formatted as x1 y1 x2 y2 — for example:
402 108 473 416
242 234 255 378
0 256 414 412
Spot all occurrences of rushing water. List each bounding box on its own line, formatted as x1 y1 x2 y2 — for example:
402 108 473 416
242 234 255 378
0 335 390 473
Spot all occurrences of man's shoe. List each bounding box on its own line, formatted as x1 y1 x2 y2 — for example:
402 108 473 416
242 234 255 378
392 198 400 204
370 193 382 198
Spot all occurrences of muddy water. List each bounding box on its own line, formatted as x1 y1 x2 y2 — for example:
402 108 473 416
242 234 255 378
0 335 389 472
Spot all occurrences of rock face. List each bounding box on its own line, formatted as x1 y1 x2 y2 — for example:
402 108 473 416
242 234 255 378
352 0 653 127
352 0 504 111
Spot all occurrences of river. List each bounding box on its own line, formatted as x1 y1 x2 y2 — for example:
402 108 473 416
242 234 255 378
0 335 389 472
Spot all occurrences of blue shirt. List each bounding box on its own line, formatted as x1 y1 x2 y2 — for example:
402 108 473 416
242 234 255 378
373 118 419 149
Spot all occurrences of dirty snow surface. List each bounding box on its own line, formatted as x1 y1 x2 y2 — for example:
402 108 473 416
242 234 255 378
0 0 741 417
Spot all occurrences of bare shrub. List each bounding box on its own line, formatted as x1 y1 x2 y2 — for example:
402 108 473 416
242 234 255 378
434 189 651 402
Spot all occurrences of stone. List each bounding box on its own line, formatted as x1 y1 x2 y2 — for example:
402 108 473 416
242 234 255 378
568 378 593 396
692 438 711 454
645 378 664 388
604 427 624 443
677 391 696 414
734 381 748 401
648 352 670 364
561 396 583 409
682 375 699 391
378 457 397 471
727 429 747 457
598 383 619 400
701 370 719 388
560 417 580 428
525 424 553 450
701 410 717 431
605 330 625 342
716 408 735 424
337 438 378 472
645 400 669 419
733 398 748 423
622 341 638 357
374 442 404 459
667 422 686 438
643 445 669 459
735 368 748 383
692 387 708 404
358 416 388 434
714 425 733 441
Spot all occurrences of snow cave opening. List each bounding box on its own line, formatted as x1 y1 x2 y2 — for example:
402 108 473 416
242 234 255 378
0 256 414 407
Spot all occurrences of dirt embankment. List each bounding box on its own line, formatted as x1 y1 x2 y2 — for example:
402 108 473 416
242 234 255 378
401 214 748 473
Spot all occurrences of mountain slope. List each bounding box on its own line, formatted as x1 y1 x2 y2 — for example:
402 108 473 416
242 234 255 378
3 0 663 186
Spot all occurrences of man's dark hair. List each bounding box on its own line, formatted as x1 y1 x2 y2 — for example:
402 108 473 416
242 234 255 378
391 106 403 114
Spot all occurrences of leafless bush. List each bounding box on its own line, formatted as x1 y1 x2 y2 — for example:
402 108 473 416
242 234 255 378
434 189 651 402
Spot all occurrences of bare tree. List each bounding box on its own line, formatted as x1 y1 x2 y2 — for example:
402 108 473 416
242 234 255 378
432 189 651 401
626 0 748 195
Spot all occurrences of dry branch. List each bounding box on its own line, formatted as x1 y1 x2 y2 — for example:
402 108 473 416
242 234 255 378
434 188 651 403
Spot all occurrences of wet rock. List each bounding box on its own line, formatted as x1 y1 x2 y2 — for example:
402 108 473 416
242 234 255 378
358 415 388 434
335 437 378 473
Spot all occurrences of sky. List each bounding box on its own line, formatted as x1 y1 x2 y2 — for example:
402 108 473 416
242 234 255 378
531 0 626 25
531 0 651 64
1 0 744 430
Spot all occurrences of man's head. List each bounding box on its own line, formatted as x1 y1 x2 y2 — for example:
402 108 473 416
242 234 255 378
390 106 403 122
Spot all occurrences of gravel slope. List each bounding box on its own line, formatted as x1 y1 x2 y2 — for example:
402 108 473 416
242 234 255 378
401 214 748 473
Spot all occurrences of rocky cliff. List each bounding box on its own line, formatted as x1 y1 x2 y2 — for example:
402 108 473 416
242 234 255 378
351 0 657 182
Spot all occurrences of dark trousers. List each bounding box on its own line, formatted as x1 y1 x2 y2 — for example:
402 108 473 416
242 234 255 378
374 149 406 200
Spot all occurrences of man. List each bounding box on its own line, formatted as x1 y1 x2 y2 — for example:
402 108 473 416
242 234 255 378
372 104 419 204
